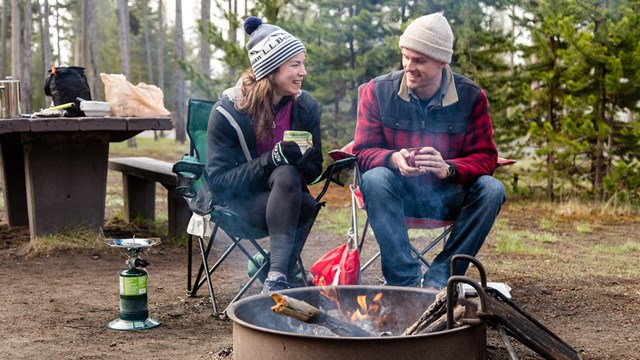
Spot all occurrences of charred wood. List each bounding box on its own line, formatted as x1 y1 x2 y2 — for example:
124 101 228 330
270 294 375 337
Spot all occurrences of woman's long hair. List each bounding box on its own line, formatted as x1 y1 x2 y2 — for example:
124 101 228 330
235 69 275 141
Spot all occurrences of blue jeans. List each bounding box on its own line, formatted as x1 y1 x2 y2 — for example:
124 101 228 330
360 167 505 288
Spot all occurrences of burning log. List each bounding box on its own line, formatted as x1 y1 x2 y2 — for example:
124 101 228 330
270 294 375 337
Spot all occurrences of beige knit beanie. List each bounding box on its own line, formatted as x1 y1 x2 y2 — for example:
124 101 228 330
399 13 454 64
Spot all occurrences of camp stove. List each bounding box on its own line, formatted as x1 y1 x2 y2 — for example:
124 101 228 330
106 237 161 331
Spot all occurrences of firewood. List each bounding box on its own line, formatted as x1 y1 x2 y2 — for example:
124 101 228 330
270 294 375 337
422 305 466 333
403 288 452 335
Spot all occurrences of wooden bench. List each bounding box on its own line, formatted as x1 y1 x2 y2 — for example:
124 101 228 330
108 156 191 238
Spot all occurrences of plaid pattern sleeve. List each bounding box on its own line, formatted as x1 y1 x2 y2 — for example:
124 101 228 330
449 89 498 183
353 80 395 171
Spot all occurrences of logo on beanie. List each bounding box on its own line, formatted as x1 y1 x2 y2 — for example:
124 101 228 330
249 32 294 66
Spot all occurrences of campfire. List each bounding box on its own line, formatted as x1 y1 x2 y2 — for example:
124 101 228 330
226 255 582 360
270 287 465 337
226 285 488 360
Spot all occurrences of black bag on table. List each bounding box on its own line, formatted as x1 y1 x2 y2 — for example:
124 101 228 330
44 66 92 117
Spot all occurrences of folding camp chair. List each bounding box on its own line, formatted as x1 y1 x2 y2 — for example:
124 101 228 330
172 99 355 317
328 141 516 282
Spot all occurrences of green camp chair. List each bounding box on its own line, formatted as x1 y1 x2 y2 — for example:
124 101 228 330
172 98 355 317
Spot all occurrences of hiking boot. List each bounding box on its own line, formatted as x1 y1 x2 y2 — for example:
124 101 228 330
261 275 292 293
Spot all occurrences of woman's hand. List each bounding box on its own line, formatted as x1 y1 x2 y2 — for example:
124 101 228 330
295 147 316 168
271 141 303 166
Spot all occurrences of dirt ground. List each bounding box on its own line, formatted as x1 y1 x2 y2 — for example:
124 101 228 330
1 181 639 359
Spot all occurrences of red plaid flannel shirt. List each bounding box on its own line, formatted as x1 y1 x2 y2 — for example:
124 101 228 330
353 75 498 184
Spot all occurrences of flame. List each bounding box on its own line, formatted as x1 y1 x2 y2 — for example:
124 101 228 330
350 309 367 321
316 282 388 333
356 295 367 312
317 278 348 320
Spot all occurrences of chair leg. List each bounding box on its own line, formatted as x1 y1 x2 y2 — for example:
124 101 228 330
360 225 454 275
195 231 271 316
187 234 193 295
361 251 381 273
189 221 221 296
410 243 432 268
192 233 239 294
297 256 309 287
195 235 221 317
225 259 269 314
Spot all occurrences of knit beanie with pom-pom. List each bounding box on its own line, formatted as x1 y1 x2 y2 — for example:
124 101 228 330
244 16 306 80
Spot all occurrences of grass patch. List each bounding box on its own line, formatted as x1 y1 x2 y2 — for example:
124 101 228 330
588 241 640 255
539 218 555 230
532 232 559 244
553 199 639 222
110 135 189 161
314 205 357 237
28 228 108 255
408 228 447 239
495 230 550 255
493 219 553 254
576 223 594 233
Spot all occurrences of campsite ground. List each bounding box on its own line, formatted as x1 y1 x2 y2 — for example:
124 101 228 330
0 137 638 359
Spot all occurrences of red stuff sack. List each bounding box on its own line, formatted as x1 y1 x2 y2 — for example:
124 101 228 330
309 243 360 286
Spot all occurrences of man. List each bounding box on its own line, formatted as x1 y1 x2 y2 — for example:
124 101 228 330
353 12 505 290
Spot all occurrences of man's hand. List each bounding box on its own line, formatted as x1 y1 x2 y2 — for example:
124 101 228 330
391 147 449 179
389 149 422 177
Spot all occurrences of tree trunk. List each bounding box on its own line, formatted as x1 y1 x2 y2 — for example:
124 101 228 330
1 0 8 80
224 0 234 82
155 0 165 139
73 1 80 66
593 65 606 203
81 0 89 66
143 0 153 84
55 0 61 64
21 0 32 113
87 0 100 100
546 81 556 202
41 0 52 107
157 0 164 90
200 0 210 77
117 0 134 147
174 0 186 143
10 0 20 80
116 0 130 77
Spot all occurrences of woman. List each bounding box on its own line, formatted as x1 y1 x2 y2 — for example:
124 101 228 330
206 16 323 293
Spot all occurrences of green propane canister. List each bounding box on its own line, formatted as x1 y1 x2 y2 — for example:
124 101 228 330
106 237 160 331
119 268 149 321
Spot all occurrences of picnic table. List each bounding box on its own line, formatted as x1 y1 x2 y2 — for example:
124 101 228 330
0 116 173 240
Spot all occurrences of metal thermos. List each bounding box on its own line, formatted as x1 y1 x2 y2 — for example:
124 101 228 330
0 78 21 118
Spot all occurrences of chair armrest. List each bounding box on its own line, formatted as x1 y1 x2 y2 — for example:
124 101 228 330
172 155 206 178
328 140 356 161
497 157 517 167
